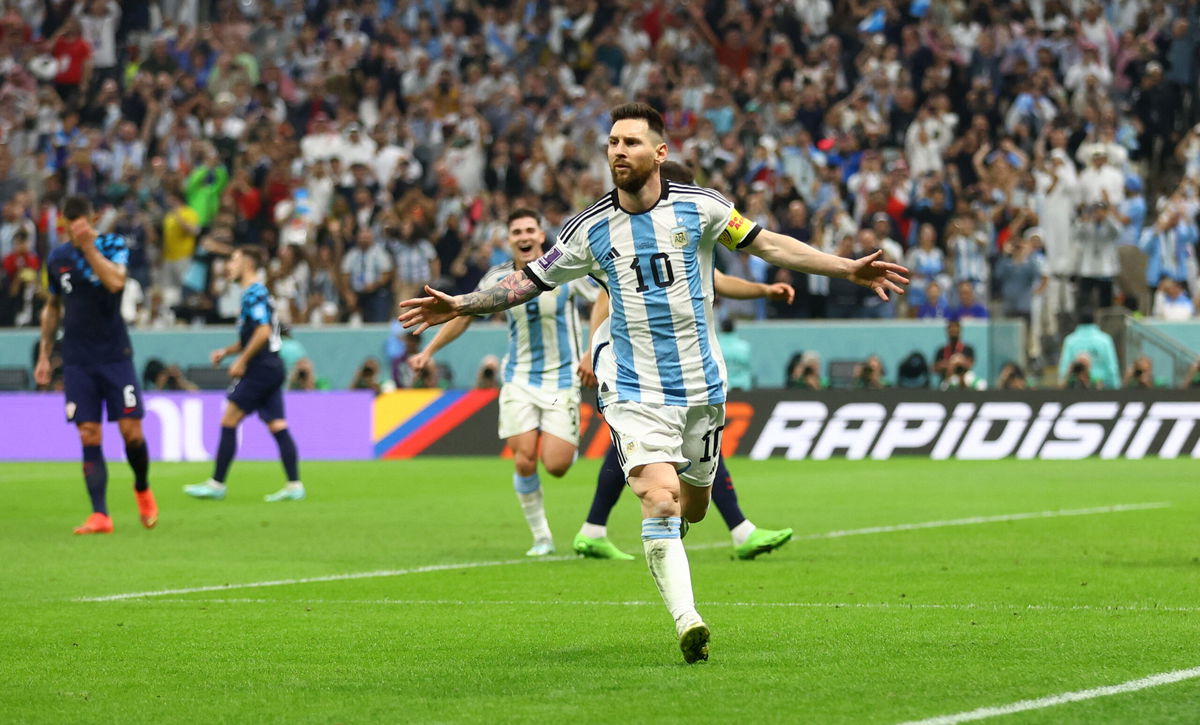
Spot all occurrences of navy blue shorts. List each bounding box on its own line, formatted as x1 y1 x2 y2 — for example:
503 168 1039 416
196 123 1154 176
227 364 286 422
63 360 145 424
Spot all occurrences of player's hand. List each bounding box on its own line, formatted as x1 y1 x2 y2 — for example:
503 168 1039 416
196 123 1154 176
846 250 910 301
34 356 51 386
407 351 431 372
764 282 795 303
397 285 460 335
209 348 226 366
69 218 95 248
577 355 597 388
228 358 246 378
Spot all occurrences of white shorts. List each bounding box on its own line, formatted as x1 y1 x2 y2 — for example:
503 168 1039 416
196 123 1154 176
497 381 581 446
602 400 726 488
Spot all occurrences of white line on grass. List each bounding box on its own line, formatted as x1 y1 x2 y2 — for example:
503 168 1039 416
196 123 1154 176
75 502 1170 602
120 598 1200 614
895 666 1200 725
792 502 1170 541
76 556 575 602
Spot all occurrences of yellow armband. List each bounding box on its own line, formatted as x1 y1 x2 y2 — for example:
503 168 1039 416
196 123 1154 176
717 208 760 251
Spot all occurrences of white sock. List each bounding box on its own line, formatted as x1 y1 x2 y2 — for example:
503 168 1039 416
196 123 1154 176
730 520 757 546
208 479 226 490
642 517 697 624
517 489 552 541
286 481 304 491
580 522 607 539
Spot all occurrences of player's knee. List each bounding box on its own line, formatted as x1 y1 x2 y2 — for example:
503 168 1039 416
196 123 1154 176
542 457 571 478
77 424 101 447
513 452 538 477
639 487 678 518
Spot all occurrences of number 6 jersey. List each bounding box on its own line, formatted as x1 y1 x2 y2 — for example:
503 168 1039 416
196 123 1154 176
524 180 761 407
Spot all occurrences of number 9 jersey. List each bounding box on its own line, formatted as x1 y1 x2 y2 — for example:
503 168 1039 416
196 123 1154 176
524 180 760 408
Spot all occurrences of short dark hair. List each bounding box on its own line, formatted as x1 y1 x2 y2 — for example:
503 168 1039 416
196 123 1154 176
659 160 696 184
62 195 92 221
237 245 267 270
610 102 666 138
507 208 541 227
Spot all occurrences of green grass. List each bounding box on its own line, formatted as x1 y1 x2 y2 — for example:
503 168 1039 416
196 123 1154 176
1 457 1198 724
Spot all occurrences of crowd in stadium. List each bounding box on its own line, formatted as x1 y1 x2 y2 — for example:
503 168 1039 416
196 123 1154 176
0 0 1198 386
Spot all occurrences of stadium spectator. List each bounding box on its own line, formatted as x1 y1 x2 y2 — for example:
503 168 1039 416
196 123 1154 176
1154 278 1196 321
340 225 394 324
350 357 383 395
949 281 989 320
1073 202 1121 312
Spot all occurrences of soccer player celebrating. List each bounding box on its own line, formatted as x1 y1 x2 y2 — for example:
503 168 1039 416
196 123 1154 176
573 160 796 561
185 247 303 502
399 103 907 662
36 195 157 534
407 209 599 556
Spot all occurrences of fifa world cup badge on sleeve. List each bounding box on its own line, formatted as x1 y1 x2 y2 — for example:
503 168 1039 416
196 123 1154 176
718 208 755 251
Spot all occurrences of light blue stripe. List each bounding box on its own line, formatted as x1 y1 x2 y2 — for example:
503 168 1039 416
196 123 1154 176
674 201 726 404
629 214 686 405
526 299 544 388
589 220 640 401
641 516 682 540
504 315 518 383
555 287 572 389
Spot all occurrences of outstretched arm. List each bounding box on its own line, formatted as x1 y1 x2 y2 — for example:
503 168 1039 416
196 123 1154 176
397 270 541 334
408 315 474 371
742 229 909 300
713 268 794 302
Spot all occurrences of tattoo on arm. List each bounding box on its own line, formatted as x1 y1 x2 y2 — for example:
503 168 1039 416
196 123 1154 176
457 271 540 315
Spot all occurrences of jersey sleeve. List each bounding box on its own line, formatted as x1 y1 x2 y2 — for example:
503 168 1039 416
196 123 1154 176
698 190 762 252
523 217 600 290
97 234 130 266
243 286 272 326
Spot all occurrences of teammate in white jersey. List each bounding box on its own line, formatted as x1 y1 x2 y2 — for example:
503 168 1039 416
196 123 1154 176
408 209 599 556
399 103 908 663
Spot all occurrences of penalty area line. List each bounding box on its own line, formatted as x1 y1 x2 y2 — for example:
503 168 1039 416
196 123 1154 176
75 501 1170 602
895 666 1200 725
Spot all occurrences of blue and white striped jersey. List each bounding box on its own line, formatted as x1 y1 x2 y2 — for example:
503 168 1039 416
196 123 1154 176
525 180 762 407
479 261 600 392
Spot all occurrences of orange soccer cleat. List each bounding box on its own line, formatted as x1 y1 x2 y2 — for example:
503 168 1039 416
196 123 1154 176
135 490 158 529
74 512 113 535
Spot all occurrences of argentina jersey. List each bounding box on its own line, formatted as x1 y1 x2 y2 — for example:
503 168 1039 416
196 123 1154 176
239 282 283 370
524 180 761 407
478 261 599 392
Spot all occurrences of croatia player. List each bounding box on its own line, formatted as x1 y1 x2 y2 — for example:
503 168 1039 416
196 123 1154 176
573 160 796 561
408 209 599 556
400 103 907 662
36 195 157 534
185 247 303 502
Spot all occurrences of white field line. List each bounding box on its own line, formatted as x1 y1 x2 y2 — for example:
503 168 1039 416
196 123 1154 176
128 598 1200 614
896 666 1200 725
75 502 1170 602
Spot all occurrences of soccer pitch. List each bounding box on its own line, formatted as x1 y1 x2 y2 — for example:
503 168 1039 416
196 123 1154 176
1 457 1198 724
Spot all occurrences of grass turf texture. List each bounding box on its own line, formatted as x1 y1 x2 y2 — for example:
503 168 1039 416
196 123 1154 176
0 457 1198 724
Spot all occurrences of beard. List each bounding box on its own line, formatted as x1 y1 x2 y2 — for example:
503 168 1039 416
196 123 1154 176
609 160 655 193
